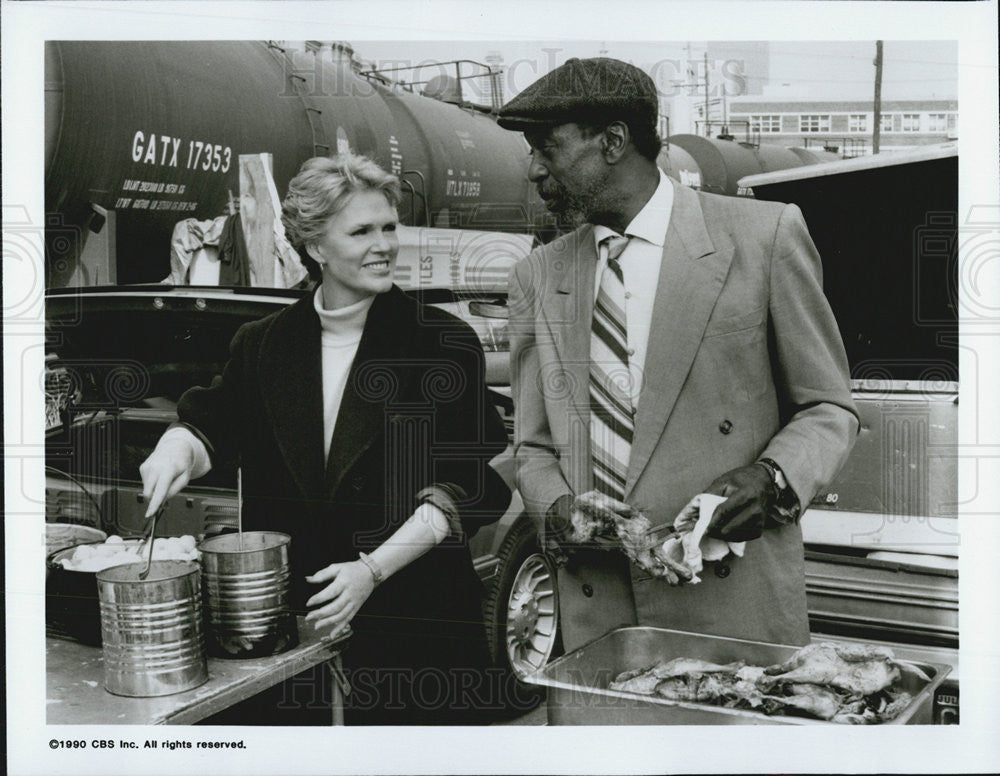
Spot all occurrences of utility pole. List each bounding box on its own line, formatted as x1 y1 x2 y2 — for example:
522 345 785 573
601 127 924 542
872 40 883 154
704 51 710 137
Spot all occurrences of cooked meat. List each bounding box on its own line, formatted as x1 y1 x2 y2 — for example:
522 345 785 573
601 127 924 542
762 683 845 721
568 496 610 543
570 491 691 582
732 665 767 708
695 673 739 702
648 658 744 679
651 672 741 704
609 668 662 695
760 643 901 696
610 658 743 696
569 491 626 542
764 642 894 673
654 676 699 702
606 642 927 724
878 690 913 722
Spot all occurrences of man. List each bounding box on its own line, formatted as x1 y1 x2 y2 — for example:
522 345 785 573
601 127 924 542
499 57 859 653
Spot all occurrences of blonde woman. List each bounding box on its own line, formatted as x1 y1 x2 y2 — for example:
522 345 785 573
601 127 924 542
141 154 511 724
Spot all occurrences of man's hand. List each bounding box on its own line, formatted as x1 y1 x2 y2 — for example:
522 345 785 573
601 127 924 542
542 493 577 565
704 464 777 542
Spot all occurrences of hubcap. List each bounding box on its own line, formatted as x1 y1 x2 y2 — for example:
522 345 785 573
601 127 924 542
505 553 558 679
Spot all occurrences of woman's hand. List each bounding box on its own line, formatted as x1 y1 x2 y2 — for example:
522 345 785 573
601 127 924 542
139 433 197 518
304 561 377 639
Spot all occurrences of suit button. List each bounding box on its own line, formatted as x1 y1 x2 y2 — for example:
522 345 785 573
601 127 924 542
351 475 365 491
582 583 594 598
718 420 733 435
715 563 731 579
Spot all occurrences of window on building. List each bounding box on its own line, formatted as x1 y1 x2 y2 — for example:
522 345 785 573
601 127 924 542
799 114 830 133
880 113 894 132
947 113 957 136
849 114 868 132
927 113 948 133
900 114 921 132
749 114 782 133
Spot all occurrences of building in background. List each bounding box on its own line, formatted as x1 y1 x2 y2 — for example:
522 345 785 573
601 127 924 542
656 41 957 156
726 98 958 156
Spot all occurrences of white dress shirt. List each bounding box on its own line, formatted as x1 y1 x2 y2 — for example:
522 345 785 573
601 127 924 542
592 168 673 404
158 287 373 475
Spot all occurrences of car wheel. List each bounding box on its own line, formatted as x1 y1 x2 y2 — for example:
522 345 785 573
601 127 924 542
483 518 561 704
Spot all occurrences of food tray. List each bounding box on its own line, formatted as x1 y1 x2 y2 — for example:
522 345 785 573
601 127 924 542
524 626 951 725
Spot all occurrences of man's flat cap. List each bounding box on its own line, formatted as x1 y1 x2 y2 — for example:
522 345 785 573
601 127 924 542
497 57 658 131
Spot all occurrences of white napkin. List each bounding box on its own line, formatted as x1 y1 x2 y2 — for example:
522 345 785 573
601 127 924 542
660 493 746 583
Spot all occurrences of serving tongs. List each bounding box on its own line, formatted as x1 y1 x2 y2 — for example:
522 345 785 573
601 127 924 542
137 503 166 580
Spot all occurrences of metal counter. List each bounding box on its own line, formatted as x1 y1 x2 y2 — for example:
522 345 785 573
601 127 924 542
47 617 346 725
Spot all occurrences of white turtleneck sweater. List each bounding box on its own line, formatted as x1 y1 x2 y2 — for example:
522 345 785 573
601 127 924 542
159 287 373 476
313 289 374 459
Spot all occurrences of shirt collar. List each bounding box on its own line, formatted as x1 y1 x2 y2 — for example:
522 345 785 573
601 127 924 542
593 168 673 250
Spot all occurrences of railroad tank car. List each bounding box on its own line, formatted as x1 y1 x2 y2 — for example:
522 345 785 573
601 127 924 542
44 40 846 286
655 143 703 190
45 41 538 284
788 146 842 165
667 133 765 196
751 144 808 174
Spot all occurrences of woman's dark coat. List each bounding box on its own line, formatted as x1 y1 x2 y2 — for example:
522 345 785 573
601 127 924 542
177 286 511 723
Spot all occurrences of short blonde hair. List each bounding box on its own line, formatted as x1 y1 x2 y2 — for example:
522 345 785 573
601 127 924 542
281 153 402 281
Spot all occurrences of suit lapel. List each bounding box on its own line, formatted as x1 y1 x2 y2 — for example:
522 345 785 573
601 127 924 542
626 182 734 496
543 226 598 448
258 294 326 502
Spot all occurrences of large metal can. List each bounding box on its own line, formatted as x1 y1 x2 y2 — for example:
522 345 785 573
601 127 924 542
96 560 208 697
198 531 299 659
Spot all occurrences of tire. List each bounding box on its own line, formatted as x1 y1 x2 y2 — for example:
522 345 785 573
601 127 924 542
483 517 562 710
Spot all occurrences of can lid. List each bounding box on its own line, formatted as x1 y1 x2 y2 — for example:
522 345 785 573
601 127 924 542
96 560 199 584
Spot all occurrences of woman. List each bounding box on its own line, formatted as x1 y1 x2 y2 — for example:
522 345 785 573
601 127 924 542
140 154 511 724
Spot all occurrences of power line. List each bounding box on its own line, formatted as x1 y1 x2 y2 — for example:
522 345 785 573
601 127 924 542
739 75 958 84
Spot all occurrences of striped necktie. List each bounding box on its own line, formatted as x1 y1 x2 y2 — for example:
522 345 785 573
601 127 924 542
590 235 633 500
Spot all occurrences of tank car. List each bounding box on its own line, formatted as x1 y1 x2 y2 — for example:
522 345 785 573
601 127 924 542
45 40 845 286
45 41 538 285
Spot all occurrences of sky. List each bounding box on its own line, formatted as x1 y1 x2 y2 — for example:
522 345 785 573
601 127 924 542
345 40 959 103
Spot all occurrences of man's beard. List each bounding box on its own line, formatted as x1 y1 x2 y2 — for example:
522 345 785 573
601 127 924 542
539 181 598 227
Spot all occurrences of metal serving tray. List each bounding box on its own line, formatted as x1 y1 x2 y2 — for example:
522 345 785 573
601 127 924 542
525 626 951 725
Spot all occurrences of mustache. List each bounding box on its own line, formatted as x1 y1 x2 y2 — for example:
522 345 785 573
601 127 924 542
537 182 566 200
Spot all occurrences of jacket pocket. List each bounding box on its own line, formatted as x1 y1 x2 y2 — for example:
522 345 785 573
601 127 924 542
703 305 767 337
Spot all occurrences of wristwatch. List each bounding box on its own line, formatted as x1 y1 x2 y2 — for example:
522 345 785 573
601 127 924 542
755 457 788 492
755 457 801 525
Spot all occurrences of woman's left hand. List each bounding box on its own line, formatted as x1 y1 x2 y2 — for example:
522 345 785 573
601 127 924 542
304 561 376 638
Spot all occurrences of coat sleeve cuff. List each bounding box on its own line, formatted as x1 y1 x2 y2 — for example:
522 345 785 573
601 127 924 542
415 484 465 540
